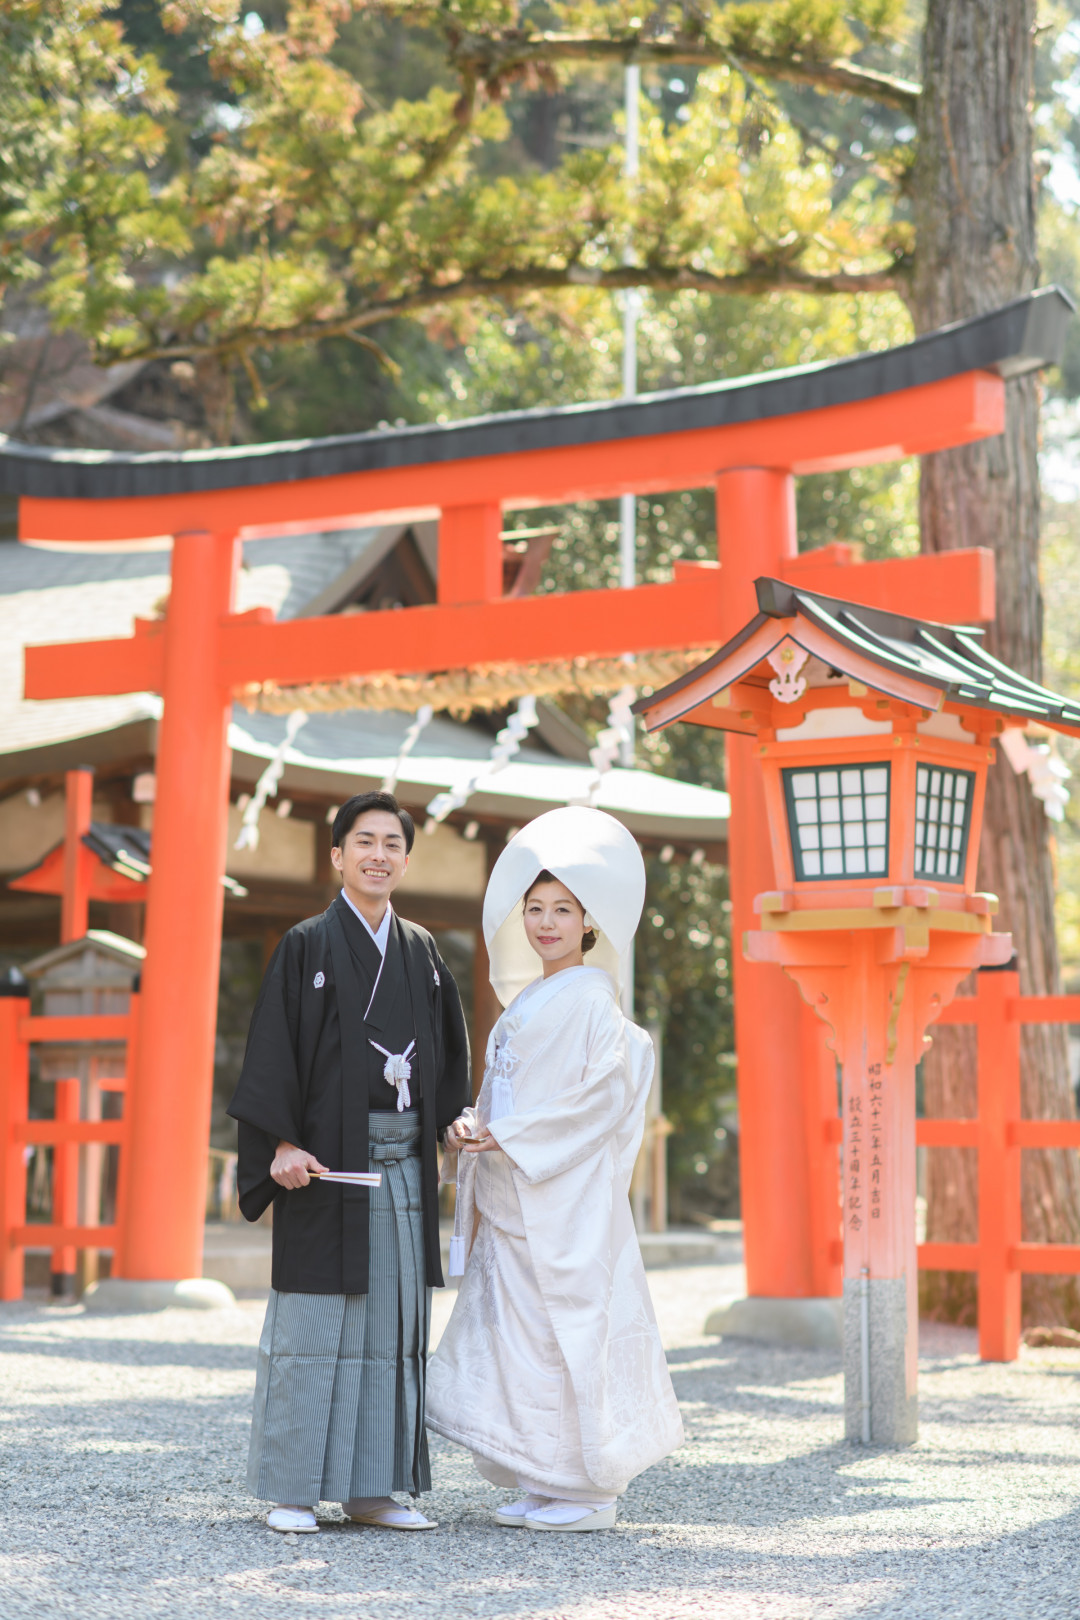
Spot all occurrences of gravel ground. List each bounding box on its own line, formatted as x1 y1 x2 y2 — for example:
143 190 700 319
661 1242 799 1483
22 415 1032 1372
2 1264 1079 1620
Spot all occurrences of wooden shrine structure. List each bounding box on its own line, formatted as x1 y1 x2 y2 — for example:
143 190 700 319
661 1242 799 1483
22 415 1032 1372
1 287 1072 1301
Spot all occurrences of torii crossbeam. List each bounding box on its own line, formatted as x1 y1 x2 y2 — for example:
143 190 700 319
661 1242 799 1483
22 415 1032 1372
5 287 1071 1302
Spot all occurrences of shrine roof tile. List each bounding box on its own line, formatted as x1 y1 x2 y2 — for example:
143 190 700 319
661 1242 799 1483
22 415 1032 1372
634 576 1080 735
0 289 1072 501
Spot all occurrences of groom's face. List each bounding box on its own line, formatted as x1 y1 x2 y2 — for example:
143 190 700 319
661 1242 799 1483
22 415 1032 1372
331 810 409 903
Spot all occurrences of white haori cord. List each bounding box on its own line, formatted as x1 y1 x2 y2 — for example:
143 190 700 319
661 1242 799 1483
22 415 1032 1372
370 1038 416 1111
424 695 539 832
235 710 308 851
382 705 434 794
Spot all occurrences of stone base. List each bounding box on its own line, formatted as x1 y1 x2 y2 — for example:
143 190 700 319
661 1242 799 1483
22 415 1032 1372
704 1296 843 1350
82 1277 237 1313
843 1276 918 1445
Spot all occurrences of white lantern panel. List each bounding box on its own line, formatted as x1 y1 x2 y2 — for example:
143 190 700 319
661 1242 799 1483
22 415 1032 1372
913 765 975 883
784 762 892 882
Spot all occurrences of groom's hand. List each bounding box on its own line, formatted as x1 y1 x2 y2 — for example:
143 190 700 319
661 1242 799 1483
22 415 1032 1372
271 1141 328 1188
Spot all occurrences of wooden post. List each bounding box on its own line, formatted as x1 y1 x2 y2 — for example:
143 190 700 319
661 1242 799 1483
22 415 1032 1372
61 767 94 943
977 968 1022 1361
112 993 138 1257
0 995 30 1301
50 1078 80 1297
114 530 238 1284
438 504 504 604
716 468 824 1300
802 1011 843 1297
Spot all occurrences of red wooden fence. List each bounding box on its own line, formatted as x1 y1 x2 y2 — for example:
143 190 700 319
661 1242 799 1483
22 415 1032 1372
0 995 138 1299
822 970 1080 1361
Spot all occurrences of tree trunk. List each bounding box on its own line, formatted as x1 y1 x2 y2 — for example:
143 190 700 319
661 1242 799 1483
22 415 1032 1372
910 0 1080 1326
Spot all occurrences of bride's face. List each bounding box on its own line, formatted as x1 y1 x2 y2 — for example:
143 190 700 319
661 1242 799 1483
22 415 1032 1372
523 879 586 972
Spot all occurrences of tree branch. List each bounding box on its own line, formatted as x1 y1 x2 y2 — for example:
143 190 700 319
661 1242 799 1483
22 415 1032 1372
113 257 911 365
447 33 920 116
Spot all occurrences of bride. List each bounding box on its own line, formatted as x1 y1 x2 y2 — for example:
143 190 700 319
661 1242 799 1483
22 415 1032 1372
426 806 683 1532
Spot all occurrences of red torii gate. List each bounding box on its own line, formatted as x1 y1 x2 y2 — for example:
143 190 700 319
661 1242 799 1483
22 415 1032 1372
7 288 1070 1304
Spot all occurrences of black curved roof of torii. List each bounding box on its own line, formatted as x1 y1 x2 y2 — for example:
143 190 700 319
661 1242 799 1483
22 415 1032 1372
0 287 1072 503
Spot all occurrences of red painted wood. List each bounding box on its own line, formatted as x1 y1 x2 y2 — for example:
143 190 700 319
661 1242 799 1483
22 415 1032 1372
919 1241 978 1271
0 999 30 1301
116 532 236 1284
9 841 145 900
1007 1121 1080 1148
12 1225 118 1249
61 769 94 943
781 547 995 623
26 564 727 700
51 1078 80 1278
17 371 1004 547
977 972 1023 1362
19 1016 133 1043
438 503 503 604
1007 995 1080 1022
16 1121 126 1146
1009 1243 1080 1274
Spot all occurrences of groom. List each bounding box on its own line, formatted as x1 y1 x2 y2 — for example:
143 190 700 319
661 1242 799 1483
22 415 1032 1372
228 790 470 1533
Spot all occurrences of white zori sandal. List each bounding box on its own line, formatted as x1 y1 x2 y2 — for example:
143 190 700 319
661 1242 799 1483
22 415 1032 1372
495 1494 550 1527
343 1495 437 1530
525 1499 617 1532
267 1506 319 1533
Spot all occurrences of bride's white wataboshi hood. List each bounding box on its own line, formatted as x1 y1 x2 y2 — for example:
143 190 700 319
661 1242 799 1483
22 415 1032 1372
483 806 647 1007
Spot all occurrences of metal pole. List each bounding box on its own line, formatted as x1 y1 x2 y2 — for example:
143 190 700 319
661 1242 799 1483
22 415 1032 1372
859 1264 872 1443
619 63 640 766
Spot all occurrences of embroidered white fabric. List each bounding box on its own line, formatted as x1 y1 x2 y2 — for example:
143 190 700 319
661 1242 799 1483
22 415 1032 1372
427 967 683 1494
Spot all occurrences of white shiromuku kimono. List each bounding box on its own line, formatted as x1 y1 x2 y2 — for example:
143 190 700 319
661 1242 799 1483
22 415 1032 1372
425 963 684 1498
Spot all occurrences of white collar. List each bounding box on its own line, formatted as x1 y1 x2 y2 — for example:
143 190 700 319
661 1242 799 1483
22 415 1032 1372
342 891 393 958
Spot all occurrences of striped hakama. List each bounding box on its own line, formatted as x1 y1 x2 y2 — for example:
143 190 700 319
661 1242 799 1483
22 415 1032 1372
247 1113 431 1505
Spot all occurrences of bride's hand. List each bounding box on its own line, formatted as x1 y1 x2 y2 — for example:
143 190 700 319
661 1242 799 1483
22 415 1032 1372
462 1127 499 1154
443 1117 472 1153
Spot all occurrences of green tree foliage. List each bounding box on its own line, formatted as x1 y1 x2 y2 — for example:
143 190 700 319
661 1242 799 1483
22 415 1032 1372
634 851 735 1205
1 0 914 439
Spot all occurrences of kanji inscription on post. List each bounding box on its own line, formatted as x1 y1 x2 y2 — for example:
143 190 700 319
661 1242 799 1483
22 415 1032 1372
846 1092 863 1237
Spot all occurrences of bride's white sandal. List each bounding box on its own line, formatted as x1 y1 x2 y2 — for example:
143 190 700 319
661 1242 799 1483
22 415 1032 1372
267 1506 318 1533
343 1495 437 1531
525 1499 617 1532
495 1493 549 1527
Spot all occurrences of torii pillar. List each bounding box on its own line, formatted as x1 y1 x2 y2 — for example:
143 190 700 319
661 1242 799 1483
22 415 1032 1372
118 530 239 1291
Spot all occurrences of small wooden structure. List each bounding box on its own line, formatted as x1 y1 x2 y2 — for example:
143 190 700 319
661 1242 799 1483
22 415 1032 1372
0 930 140 1300
636 576 1080 1441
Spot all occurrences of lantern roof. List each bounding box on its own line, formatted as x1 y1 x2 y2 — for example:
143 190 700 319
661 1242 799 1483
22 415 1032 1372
634 577 1080 738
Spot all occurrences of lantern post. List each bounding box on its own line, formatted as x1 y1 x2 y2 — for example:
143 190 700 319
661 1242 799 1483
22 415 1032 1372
636 577 1080 1441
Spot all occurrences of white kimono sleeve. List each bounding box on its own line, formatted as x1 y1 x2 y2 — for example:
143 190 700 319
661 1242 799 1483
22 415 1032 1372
486 996 642 1185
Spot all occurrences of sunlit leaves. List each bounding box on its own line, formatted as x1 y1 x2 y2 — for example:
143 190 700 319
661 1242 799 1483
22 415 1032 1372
2 0 911 413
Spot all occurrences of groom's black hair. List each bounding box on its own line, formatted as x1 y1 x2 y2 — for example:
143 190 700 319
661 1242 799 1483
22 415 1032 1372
332 791 415 853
